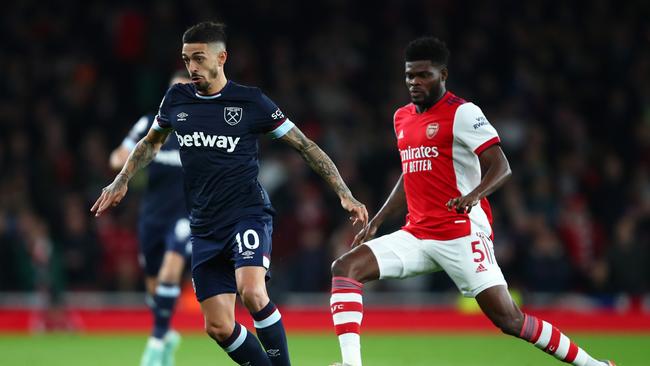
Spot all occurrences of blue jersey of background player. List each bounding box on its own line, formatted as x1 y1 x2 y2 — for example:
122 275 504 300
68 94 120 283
93 22 368 366
114 112 189 266
108 72 191 366
120 113 186 228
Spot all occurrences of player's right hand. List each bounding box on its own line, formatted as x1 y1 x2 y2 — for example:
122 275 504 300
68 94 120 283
351 219 379 248
341 196 368 228
90 175 129 217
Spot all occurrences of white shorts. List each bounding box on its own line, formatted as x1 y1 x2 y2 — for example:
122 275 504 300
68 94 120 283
365 229 507 297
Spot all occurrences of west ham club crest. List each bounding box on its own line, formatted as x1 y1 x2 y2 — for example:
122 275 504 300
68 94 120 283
224 107 243 125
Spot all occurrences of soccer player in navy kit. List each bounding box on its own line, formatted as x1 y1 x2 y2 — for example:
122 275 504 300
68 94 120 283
92 22 368 366
108 71 191 366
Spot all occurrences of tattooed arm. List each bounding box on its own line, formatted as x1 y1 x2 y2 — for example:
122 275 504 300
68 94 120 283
279 126 368 226
91 128 170 216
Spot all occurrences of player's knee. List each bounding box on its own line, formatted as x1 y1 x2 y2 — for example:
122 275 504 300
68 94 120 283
239 285 268 313
157 254 185 283
331 257 346 277
331 255 354 278
331 255 364 281
205 320 233 342
156 271 181 285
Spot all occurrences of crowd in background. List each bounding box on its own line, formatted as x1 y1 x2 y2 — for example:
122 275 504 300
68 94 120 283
1 0 649 304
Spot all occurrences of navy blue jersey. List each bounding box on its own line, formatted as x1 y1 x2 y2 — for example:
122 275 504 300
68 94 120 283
122 114 187 223
153 81 294 233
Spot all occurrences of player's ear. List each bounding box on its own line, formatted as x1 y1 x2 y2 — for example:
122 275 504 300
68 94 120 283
218 50 227 67
440 66 448 82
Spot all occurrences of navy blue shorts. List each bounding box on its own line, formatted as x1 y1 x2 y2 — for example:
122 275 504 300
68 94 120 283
191 215 273 302
138 217 192 277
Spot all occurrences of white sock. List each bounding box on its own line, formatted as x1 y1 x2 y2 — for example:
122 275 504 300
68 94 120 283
338 333 361 366
147 337 164 349
331 277 364 366
519 314 607 366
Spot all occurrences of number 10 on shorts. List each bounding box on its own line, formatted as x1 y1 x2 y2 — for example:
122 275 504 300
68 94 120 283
236 229 260 253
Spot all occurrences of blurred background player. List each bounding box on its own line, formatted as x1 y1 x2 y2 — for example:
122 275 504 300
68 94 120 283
108 71 192 366
92 22 368 366
329 37 615 366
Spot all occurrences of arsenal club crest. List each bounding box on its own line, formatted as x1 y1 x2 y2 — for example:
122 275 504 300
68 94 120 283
426 123 439 139
224 107 243 125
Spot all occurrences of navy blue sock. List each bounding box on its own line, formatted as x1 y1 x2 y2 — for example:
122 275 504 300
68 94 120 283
145 293 156 310
152 282 179 339
251 302 290 365
218 322 271 366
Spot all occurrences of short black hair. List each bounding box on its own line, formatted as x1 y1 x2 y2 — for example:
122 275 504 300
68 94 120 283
182 21 227 45
405 37 450 66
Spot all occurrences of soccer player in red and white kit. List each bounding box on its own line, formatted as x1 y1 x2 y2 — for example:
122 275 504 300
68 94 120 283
329 37 615 366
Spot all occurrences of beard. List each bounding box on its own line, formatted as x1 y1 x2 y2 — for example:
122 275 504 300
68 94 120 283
195 79 211 92
194 67 220 93
412 84 443 107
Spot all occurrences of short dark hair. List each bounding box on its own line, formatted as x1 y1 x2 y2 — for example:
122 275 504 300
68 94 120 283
405 37 450 66
182 21 227 45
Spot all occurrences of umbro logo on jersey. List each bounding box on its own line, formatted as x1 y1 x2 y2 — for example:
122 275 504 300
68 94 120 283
241 250 255 259
224 106 243 125
426 123 439 139
475 263 487 273
267 349 281 357
397 130 404 139
177 112 188 121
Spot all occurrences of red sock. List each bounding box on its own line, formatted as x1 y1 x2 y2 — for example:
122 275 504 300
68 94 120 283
519 314 603 366
330 276 363 366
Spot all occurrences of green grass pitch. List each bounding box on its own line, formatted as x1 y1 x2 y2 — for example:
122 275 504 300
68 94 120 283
0 332 647 365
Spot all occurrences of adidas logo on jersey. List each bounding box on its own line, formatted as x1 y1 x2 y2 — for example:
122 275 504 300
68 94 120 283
397 130 404 139
174 131 240 152
475 263 487 273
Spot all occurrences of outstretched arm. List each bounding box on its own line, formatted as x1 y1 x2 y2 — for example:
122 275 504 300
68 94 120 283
91 128 170 216
351 173 406 247
446 145 511 213
279 126 368 226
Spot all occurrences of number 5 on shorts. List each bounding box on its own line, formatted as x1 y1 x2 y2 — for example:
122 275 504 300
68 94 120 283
236 229 260 253
471 240 485 263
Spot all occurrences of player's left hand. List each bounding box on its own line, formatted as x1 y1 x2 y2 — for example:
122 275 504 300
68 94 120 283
341 196 368 227
446 194 480 214
91 174 129 217
351 219 379 247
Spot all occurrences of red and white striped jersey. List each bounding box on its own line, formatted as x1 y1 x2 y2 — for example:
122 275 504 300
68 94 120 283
393 91 500 240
